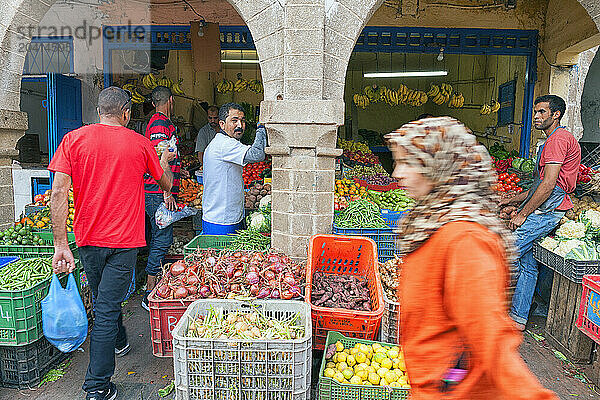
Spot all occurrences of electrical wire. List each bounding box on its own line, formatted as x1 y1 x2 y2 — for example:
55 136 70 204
181 0 204 18
538 47 571 68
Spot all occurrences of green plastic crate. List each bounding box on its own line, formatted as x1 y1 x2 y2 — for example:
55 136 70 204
183 235 235 256
0 259 81 346
317 331 410 400
0 231 77 259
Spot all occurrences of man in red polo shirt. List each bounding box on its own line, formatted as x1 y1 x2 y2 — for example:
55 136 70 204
49 87 175 400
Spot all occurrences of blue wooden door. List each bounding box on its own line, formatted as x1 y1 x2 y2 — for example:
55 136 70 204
47 73 82 162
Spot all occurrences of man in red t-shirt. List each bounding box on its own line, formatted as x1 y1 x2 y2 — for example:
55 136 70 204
501 95 581 331
49 87 175 400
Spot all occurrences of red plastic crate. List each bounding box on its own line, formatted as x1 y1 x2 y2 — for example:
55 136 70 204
353 178 401 192
306 234 384 350
576 275 600 345
148 282 194 357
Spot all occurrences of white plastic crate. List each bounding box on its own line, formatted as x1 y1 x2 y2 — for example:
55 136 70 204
172 299 312 400
380 291 400 344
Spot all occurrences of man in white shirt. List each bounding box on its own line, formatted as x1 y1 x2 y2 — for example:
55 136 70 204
195 105 219 163
202 102 267 234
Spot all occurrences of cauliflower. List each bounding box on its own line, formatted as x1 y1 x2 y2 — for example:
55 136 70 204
555 239 585 257
540 236 559 251
581 209 600 227
555 221 586 239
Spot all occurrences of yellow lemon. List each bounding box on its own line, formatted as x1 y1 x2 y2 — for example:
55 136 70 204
398 375 408 385
326 362 336 369
380 358 393 370
397 359 406 371
387 347 400 359
372 343 382 352
332 353 338 363
364 381 372 386
350 347 359 355
355 352 367 364
358 362 369 370
377 367 389 378
333 372 345 383
350 375 362 385
380 378 389 386
346 355 356 367
384 370 398 384
342 368 354 380
354 364 365 372
402 384 411 389
337 352 347 363
371 361 380 371
368 372 380 385
392 358 401 369
336 362 348 372
366 366 376 374
365 345 373 354
389 381 401 387
373 353 386 364
324 368 335 378
355 369 368 381
335 341 345 352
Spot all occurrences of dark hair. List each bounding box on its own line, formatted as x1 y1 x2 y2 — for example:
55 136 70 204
98 86 131 116
417 113 434 120
218 102 245 122
207 105 219 114
152 86 172 106
534 95 566 121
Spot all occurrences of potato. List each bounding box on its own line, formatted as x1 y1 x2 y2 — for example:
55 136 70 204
264 184 271 191
255 183 263 190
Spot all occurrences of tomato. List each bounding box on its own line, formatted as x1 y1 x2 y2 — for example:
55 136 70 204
514 177 520 183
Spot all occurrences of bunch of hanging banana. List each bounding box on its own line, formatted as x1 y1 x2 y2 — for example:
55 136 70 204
216 79 234 93
428 84 447 105
480 100 500 115
157 77 174 88
142 74 158 90
363 85 379 102
405 90 428 107
448 92 465 109
383 86 399 106
353 93 370 109
397 84 409 104
247 79 264 94
131 88 146 104
171 80 185 96
234 77 249 92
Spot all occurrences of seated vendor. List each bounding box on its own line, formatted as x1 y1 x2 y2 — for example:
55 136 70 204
201 102 267 235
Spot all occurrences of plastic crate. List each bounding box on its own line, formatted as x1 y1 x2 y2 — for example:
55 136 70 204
0 231 77 259
576 275 600 345
353 178 401 192
23 204 46 217
379 209 409 229
332 224 396 263
0 336 69 389
183 234 235 256
533 241 600 284
380 291 400 344
172 299 312 400
317 331 410 400
306 234 384 350
148 281 195 357
0 257 19 270
0 261 81 346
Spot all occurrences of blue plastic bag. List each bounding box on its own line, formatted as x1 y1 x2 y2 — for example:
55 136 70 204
42 273 88 353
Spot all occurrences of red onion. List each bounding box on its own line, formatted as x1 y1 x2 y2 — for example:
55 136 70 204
240 255 249 263
174 286 188 299
199 285 211 298
268 280 278 289
170 261 186 277
233 269 243 279
248 266 260 274
281 290 294 300
270 289 280 299
230 283 241 293
246 271 259 285
250 284 259 296
226 265 235 279
283 275 296 286
186 285 198 295
268 254 281 264
264 270 275 281
257 287 270 298
271 262 284 273
233 252 243 258
206 256 216 266
186 274 199 286
156 285 170 299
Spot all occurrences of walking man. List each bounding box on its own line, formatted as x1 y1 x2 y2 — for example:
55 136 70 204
501 95 581 331
49 87 175 400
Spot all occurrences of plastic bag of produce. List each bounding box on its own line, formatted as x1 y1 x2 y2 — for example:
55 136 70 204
41 273 88 353
155 202 198 229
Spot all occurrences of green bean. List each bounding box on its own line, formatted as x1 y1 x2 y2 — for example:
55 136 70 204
0 258 55 291
334 199 389 229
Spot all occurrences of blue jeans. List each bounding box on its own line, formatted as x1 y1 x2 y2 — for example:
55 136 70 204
509 211 564 325
145 193 173 276
79 246 137 393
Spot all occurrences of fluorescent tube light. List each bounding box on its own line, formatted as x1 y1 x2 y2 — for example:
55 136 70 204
364 71 448 78
221 59 260 64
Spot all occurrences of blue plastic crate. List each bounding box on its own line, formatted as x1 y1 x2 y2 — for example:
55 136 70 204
0 257 19 270
380 209 409 228
332 224 397 263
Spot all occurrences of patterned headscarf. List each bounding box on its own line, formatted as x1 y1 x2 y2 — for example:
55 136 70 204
385 117 517 274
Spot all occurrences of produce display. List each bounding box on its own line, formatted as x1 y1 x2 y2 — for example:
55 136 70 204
22 191 75 231
352 83 459 110
494 172 523 194
178 179 203 208
359 173 397 186
185 305 305 340
0 258 52 291
154 249 304 301
216 76 264 94
577 163 595 184
338 139 371 154
565 196 600 221
32 191 51 207
243 160 271 186
229 205 272 251
323 340 410 388
512 157 535 174
379 258 402 302
168 237 188 255
488 143 518 161
335 179 367 211
480 100 501 115
358 129 383 147
369 189 414 212
492 156 513 173
245 182 272 210
342 150 379 166
311 272 372 311
343 164 389 180
334 199 388 229
0 224 44 245
180 154 200 170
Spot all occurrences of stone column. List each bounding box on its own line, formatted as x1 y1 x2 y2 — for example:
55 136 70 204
262 100 343 259
0 110 28 228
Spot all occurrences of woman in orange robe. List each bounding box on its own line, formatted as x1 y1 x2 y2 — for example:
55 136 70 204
385 117 557 400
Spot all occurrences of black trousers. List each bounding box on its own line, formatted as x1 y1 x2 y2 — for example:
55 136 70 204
78 246 137 393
